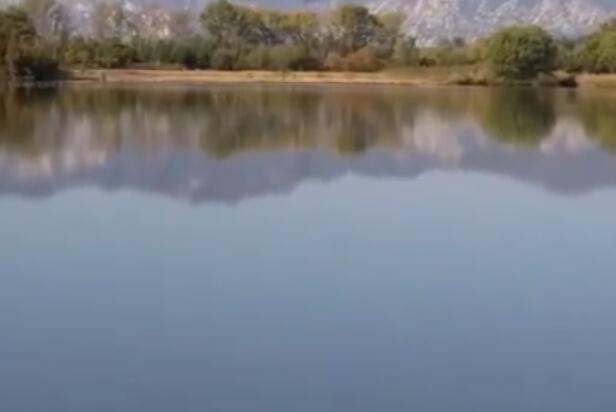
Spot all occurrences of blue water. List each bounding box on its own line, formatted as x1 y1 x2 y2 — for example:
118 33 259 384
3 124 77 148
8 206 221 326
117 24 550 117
1 86 615 411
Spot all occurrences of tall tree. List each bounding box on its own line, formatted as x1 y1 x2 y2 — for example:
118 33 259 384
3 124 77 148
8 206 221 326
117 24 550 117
329 5 381 54
200 0 250 45
574 20 616 73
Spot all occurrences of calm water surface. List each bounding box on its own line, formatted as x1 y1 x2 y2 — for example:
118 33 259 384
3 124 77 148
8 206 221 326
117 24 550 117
1 85 615 412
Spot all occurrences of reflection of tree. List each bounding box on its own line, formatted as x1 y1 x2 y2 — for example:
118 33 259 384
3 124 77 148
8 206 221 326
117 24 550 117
199 89 412 158
335 126 372 154
0 88 57 157
199 91 324 158
576 96 616 153
475 89 556 146
330 94 406 155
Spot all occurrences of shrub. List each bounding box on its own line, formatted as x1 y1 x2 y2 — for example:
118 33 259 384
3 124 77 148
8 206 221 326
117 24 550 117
237 45 269 70
420 45 477 66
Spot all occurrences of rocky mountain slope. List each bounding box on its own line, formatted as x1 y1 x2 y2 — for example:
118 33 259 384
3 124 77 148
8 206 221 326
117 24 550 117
372 0 615 45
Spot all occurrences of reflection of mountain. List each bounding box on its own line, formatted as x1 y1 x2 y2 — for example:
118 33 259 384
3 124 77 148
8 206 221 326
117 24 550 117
1 85 616 203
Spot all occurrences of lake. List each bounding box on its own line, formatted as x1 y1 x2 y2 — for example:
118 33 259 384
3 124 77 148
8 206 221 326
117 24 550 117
1 85 615 412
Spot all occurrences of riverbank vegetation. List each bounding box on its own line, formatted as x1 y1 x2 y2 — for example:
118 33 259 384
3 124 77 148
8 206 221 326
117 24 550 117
1 0 616 84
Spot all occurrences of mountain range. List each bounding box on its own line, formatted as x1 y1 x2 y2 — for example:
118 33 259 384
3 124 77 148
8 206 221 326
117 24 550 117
2 0 616 45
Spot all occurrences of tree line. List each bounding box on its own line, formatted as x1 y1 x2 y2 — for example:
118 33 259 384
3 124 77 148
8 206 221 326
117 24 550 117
1 0 616 82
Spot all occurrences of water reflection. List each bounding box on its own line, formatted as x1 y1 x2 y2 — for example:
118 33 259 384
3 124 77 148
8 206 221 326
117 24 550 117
476 89 556 146
1 85 616 202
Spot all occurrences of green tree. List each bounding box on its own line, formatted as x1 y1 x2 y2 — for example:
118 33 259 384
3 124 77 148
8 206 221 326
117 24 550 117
574 23 616 73
485 25 557 80
595 31 616 72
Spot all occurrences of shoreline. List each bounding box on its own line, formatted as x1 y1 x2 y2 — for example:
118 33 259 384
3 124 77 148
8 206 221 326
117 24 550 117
7 69 616 89
66 69 447 87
